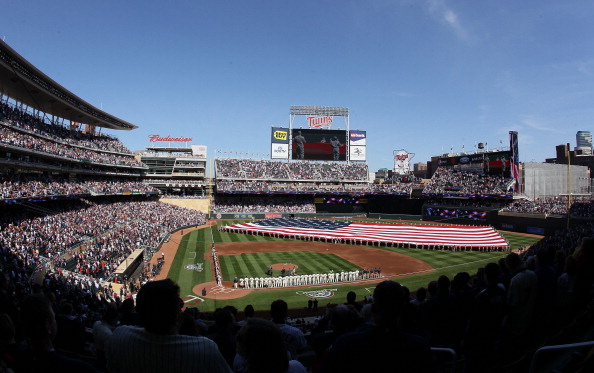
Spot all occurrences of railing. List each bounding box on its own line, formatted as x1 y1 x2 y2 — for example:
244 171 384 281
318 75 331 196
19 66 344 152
430 347 458 373
528 341 594 373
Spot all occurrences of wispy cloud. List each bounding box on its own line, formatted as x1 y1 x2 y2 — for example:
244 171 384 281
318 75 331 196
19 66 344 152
393 91 414 98
575 60 593 76
426 0 470 41
521 115 559 132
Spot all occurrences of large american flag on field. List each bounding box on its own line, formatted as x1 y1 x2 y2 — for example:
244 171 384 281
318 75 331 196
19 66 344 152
221 219 508 248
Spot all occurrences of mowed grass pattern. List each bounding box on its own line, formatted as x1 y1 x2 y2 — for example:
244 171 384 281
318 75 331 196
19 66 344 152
220 252 360 280
168 220 542 312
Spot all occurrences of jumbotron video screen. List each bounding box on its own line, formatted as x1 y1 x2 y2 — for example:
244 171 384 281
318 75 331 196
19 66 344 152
291 129 347 161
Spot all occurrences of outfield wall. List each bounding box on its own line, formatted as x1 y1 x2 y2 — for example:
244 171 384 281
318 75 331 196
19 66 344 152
208 212 367 220
422 206 571 236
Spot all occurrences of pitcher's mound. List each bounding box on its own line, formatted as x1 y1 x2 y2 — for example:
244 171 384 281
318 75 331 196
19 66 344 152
270 263 298 270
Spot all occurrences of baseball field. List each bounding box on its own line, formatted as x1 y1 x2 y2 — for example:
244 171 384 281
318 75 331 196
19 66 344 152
155 219 541 313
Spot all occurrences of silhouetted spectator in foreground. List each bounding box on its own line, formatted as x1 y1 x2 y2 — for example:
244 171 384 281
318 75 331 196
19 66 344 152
500 252 537 360
464 262 506 372
14 293 97 373
237 304 255 328
106 279 231 373
319 280 435 372
234 317 307 373
207 308 237 367
178 310 201 337
118 297 140 326
344 291 362 312
93 302 119 371
271 299 307 360
54 302 86 355
424 275 458 348
0 313 18 372
311 304 363 372
573 236 594 307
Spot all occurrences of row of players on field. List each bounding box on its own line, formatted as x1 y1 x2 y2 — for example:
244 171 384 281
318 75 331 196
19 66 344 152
232 268 382 289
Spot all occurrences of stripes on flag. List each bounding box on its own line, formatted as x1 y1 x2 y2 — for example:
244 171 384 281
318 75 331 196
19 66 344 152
220 219 508 249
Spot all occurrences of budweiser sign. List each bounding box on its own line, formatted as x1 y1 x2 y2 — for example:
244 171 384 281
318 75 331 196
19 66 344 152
306 116 333 128
149 135 192 142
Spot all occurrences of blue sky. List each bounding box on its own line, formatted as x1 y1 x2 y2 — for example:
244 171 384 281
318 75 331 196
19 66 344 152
2 1 594 172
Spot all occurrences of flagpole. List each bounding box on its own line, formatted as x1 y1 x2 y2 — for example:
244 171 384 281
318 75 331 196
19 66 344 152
567 143 571 229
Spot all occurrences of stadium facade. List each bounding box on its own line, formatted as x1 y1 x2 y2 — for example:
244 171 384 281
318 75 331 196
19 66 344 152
522 162 589 199
139 139 207 196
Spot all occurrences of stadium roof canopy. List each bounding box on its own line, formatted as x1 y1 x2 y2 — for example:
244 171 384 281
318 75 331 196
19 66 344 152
0 40 137 130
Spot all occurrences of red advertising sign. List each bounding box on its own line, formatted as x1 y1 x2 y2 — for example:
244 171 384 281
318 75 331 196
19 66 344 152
306 116 333 128
149 135 193 142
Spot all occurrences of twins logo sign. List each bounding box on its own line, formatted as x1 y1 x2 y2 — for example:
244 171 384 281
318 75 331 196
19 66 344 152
296 289 337 298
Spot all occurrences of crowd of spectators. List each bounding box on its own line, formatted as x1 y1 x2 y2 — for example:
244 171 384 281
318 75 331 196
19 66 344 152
570 200 594 218
0 124 145 168
215 158 369 182
211 195 316 213
0 199 205 281
0 173 159 199
501 196 570 215
145 179 204 186
216 180 423 195
214 162 524 198
423 167 513 195
1 101 144 170
370 182 424 195
500 196 594 217
1 173 88 199
82 180 158 195
424 197 509 209
1 100 132 154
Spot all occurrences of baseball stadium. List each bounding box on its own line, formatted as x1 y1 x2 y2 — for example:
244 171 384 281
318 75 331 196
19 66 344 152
1 39 594 373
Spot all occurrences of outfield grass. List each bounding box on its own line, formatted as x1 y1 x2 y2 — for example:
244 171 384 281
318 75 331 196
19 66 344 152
167 220 542 313
220 252 361 280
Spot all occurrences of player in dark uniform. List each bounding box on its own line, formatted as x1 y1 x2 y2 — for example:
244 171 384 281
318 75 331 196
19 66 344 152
294 131 306 160
330 136 342 161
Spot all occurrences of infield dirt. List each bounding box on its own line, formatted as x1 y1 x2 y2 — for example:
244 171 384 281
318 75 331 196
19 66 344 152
152 222 434 300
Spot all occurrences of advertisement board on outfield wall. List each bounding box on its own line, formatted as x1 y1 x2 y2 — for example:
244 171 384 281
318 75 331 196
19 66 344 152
349 145 366 161
291 128 347 161
349 130 366 146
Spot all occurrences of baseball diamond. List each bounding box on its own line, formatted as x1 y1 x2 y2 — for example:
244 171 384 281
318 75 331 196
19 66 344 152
152 220 540 312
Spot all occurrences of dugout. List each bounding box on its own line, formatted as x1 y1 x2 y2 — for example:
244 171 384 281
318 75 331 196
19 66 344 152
113 248 144 282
